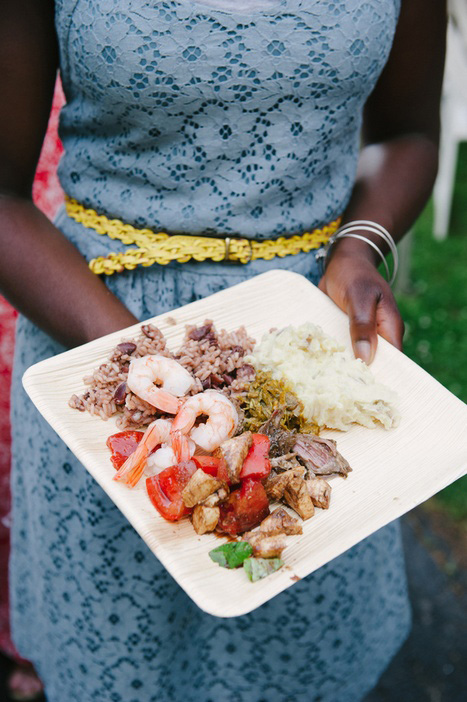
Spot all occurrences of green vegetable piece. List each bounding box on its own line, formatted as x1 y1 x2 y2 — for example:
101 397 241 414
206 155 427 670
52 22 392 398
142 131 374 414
243 557 284 582
209 542 253 569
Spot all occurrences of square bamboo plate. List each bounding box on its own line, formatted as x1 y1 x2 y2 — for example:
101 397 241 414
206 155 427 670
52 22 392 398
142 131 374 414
22 270 467 617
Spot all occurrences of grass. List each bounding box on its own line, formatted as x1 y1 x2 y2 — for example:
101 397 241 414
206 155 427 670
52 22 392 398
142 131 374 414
395 143 467 522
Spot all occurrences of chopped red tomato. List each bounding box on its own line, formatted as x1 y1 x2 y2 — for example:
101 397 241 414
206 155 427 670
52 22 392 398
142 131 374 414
192 455 231 484
146 460 198 522
192 455 221 477
217 478 270 536
106 430 144 470
239 434 271 481
216 458 230 484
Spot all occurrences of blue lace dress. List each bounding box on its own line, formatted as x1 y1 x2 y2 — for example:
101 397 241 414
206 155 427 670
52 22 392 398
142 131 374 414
10 2 411 701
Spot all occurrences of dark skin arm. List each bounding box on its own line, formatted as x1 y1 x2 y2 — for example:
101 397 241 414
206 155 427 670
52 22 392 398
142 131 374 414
0 0 137 348
319 0 447 363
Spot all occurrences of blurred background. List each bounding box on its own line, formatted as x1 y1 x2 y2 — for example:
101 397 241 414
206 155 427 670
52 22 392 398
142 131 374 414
0 2 466 701
367 3 467 697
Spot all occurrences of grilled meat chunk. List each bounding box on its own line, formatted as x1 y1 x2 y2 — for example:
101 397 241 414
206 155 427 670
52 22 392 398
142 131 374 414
270 453 303 472
181 469 223 508
293 435 351 477
284 476 315 520
192 505 220 534
263 466 305 501
214 431 252 484
263 470 292 501
243 530 287 558
232 401 246 435
260 507 303 535
306 477 332 509
257 409 296 457
201 486 229 508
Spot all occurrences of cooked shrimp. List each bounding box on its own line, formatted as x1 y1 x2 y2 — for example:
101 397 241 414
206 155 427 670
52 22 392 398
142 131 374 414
127 355 194 414
146 432 196 476
171 390 238 452
113 419 192 487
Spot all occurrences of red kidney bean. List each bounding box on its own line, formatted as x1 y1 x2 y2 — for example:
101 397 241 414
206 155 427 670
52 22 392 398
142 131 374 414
116 342 137 355
113 382 127 405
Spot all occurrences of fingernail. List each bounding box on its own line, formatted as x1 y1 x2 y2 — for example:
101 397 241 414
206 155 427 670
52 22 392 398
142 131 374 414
355 340 371 364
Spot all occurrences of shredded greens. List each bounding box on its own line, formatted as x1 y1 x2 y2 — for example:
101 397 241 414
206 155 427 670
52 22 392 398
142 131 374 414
238 370 319 434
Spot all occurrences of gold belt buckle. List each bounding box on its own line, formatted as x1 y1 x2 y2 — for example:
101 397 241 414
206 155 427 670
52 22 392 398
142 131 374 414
224 236 253 264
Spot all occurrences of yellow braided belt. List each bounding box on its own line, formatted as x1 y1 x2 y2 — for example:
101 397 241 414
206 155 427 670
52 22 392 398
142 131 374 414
65 195 341 275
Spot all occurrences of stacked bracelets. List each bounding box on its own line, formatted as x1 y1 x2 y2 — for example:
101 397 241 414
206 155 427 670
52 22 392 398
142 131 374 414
319 220 399 286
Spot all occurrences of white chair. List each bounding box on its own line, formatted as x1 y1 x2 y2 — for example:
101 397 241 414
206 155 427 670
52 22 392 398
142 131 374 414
433 0 467 240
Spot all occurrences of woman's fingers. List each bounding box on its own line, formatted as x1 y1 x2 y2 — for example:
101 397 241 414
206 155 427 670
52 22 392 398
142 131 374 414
318 253 404 363
375 290 405 351
345 283 379 363
346 281 404 362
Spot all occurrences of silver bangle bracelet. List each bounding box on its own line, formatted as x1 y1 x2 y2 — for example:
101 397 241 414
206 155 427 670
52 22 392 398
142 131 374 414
318 220 399 286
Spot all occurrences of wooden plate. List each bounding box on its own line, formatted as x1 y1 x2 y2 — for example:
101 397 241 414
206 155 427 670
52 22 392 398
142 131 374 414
22 270 467 617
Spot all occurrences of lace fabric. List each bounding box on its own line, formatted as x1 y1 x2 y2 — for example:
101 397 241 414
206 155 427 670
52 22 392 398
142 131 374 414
55 0 400 238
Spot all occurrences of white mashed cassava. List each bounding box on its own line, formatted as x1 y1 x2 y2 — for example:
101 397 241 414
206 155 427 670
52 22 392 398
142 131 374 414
250 323 400 431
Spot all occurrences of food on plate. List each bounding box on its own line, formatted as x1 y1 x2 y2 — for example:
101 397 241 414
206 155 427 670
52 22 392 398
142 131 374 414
243 557 284 582
217 477 271 536
251 322 400 431
306 477 332 509
106 430 144 470
126 354 194 413
208 507 302 579
239 370 319 435
113 418 193 488
258 407 350 479
213 431 252 484
170 390 239 452
283 475 315 520
293 434 351 477
192 505 221 534
263 467 306 500
259 507 303 536
243 530 287 558
207 540 285 583
238 433 271 481
209 542 253 569
71 318 401 583
69 321 255 428
146 460 198 521
181 469 224 509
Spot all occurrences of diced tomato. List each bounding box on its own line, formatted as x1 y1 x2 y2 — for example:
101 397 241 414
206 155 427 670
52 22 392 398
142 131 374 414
192 455 220 477
146 460 198 522
192 455 231 484
239 434 271 481
146 477 187 521
106 430 144 470
216 458 230 484
217 478 270 536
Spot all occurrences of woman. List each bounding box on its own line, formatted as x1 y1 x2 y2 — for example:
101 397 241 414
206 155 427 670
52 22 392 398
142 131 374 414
0 1 446 700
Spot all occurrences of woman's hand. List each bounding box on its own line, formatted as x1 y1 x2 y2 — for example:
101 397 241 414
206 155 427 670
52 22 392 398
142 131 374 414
318 239 404 364
318 0 447 364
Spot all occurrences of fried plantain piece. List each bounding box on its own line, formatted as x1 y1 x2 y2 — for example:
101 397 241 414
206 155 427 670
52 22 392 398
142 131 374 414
192 505 220 534
243 530 287 558
181 469 223 508
284 476 315 520
260 507 303 535
214 431 252 484
306 477 332 509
